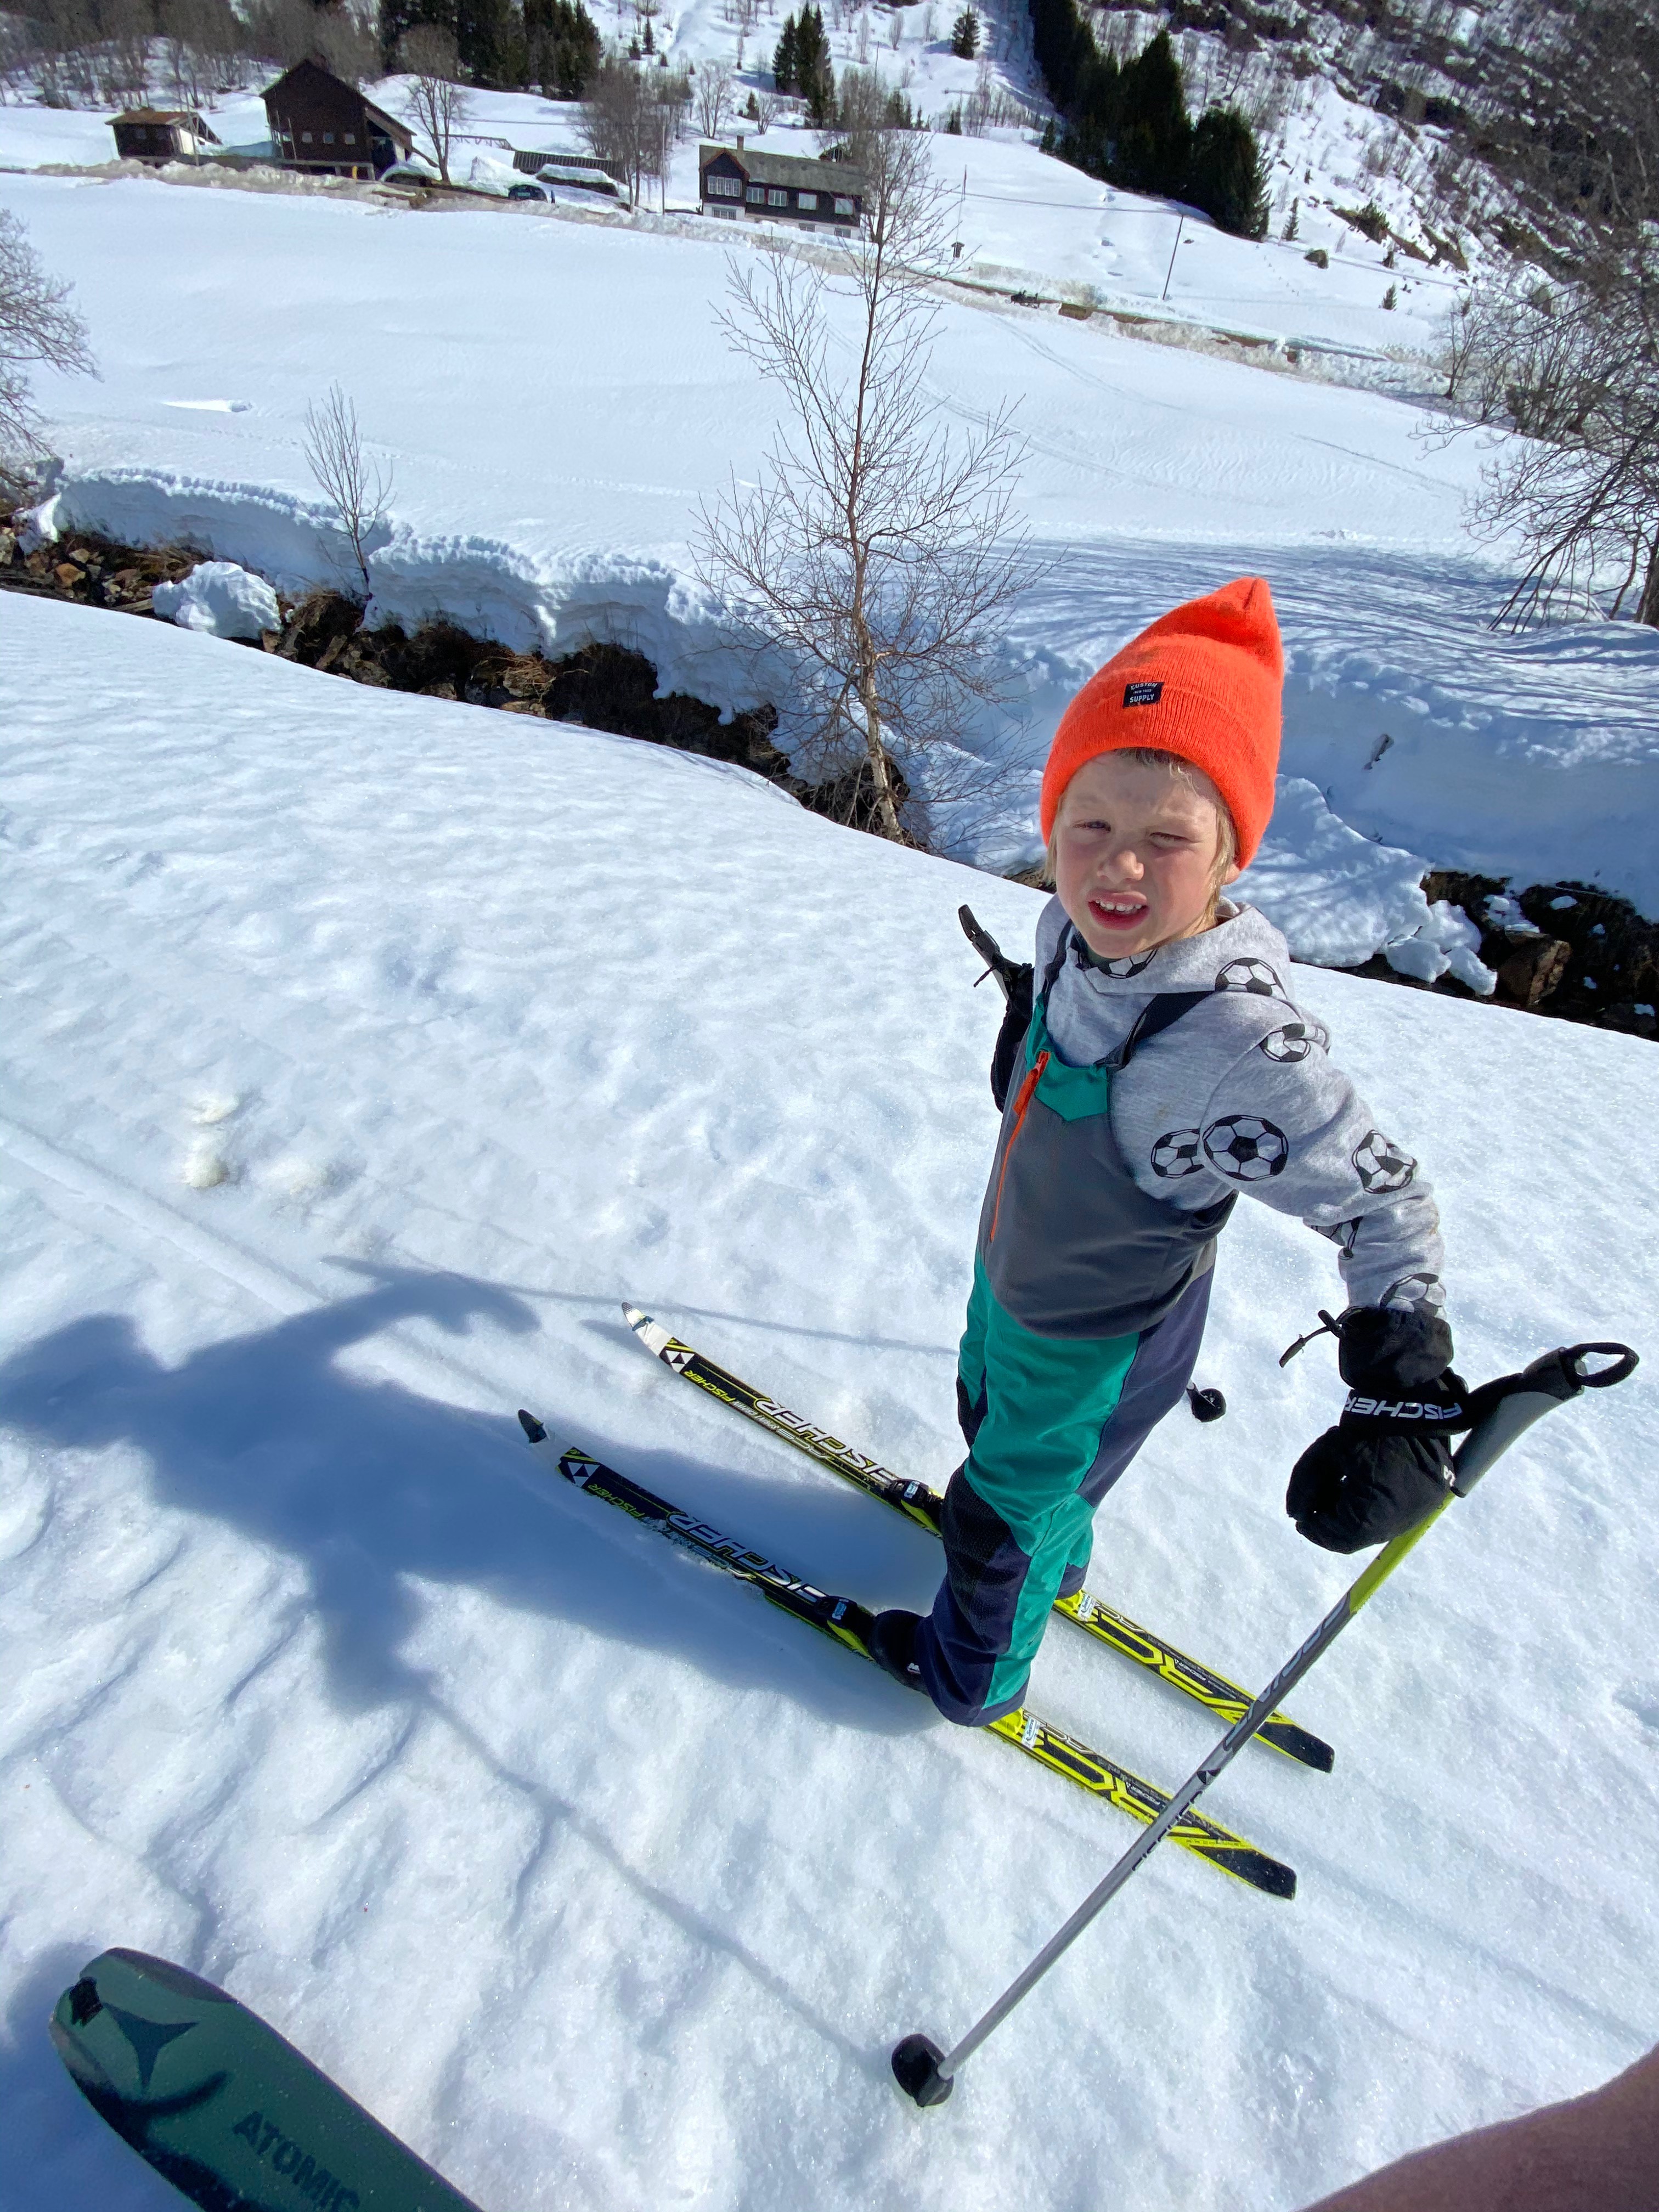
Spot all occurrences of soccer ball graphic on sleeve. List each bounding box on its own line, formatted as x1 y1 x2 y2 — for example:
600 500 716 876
1150 1128 1205 1179
1352 1129 1417 1193
1203 1115 1290 1181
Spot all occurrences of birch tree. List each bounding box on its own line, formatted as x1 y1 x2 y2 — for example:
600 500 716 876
694 131 1033 839
1438 246 1659 627
400 26 470 187
1 210 95 505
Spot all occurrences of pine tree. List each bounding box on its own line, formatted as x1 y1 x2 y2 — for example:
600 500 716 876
773 12 799 89
1112 31 1189 198
949 8 978 58
1381 282 1397 308
1183 106 1268 239
381 0 458 71
531 0 600 97
792 5 832 117
1283 195 1299 240
455 0 513 80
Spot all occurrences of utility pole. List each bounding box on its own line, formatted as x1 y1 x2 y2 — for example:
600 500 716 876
1160 212 1184 303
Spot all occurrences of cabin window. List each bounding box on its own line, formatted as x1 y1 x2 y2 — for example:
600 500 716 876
796 191 818 210
834 195 854 216
344 132 356 144
767 187 788 206
706 173 741 197
745 184 765 203
301 130 313 143
323 131 335 144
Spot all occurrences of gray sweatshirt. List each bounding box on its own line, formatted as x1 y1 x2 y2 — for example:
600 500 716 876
1034 895 1448 1318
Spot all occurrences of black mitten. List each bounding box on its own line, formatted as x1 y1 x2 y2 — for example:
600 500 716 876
1287 1308 1466 1554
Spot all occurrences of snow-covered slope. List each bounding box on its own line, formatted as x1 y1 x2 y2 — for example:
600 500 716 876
3 591 1655 2211
9 165 1659 915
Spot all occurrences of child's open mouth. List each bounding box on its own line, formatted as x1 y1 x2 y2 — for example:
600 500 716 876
1087 893 1149 932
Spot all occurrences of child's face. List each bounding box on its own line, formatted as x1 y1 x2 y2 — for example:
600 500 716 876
1053 753 1239 961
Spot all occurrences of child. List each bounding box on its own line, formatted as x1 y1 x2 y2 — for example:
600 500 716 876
871 578 1465 1725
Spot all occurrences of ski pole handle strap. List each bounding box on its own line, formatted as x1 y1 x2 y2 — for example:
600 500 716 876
1451 1341 1638 1495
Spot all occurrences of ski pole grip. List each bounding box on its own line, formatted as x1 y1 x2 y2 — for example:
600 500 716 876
958 903 1001 968
1451 1341 1637 1495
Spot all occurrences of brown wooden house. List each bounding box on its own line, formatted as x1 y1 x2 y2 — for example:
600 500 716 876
111 108 221 163
263 59 414 180
698 143 864 230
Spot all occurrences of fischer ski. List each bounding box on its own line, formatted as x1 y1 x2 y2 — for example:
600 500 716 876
624 1305 1334 1774
516 1409 1295 1899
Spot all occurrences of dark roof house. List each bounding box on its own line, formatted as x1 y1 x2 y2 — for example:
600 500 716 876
263 59 414 180
111 108 221 163
698 143 864 230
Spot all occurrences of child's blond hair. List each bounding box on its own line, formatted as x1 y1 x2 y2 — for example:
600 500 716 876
1041 747 1238 907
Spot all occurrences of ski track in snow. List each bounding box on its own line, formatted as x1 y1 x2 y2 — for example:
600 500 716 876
3 591 1656 2211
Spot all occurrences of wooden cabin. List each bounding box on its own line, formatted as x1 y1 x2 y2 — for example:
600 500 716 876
262 59 414 180
111 109 220 163
698 143 864 230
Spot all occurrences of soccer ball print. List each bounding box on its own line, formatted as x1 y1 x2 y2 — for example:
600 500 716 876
1352 1128 1417 1192
1150 1128 1205 1178
1203 1115 1290 1180
1259 1019 1330 1062
1214 957 1286 998
1087 947 1156 979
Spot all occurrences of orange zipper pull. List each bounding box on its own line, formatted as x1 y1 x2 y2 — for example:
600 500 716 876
989 1050 1049 1242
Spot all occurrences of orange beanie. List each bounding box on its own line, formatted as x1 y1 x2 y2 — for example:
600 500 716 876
1039 577 1283 865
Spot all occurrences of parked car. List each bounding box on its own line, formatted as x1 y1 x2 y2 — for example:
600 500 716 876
507 180 552 202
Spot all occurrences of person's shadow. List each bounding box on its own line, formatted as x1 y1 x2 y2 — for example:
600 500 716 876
0 1263 935 1731
4 1263 921 2102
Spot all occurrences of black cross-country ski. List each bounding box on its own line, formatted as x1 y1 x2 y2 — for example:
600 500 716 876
517 1409 1296 1899
623 1305 1334 1774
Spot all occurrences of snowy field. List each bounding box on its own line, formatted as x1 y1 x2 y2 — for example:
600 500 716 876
3 591 1656 2211
7 159 1658 921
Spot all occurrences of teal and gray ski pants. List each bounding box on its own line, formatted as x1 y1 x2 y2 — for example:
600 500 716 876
913 1256 1212 1725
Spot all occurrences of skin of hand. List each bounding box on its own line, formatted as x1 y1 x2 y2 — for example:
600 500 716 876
1052 752 1241 961
1298 2044 1659 2212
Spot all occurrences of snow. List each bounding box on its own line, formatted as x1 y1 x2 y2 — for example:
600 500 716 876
1233 777 1431 970
151 557 280 639
1383 899 1496 994
4 589 1657 2211
6 163 1658 931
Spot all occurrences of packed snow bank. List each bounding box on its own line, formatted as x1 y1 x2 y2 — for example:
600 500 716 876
1233 777 1431 969
3 591 1655 2212
8 169 1659 918
1233 780 1494 988
151 557 279 639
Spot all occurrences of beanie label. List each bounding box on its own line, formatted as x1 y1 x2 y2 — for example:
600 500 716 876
1123 681 1164 706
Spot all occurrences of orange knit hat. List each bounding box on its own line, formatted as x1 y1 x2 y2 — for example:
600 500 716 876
1040 578 1283 865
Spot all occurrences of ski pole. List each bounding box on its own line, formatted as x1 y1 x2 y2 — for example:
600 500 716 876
891 1339 1639 2108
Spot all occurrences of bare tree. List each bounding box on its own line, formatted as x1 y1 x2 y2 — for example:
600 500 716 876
693 55 733 137
1435 247 1659 627
302 383 394 599
583 53 689 208
1 210 96 506
399 25 470 187
695 132 1035 840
